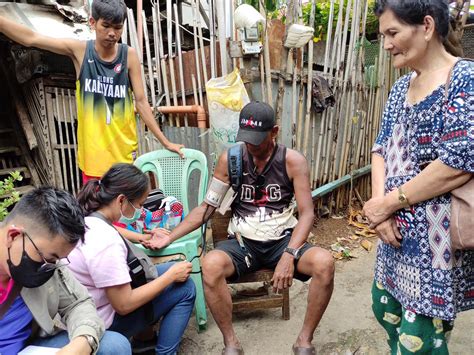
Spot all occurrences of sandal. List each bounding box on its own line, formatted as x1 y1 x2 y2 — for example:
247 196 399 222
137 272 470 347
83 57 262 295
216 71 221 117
292 344 316 355
221 346 244 355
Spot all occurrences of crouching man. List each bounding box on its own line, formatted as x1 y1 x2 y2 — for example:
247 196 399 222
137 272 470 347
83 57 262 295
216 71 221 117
0 187 131 354
143 101 335 354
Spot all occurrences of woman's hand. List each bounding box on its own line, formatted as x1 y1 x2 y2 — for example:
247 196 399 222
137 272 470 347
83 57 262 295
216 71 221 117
363 195 397 229
374 217 402 248
164 261 192 282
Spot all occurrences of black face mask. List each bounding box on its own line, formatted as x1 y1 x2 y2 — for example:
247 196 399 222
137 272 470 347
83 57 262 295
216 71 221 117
7 235 55 288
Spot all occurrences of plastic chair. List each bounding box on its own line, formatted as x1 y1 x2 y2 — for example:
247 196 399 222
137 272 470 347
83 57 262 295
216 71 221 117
134 148 209 332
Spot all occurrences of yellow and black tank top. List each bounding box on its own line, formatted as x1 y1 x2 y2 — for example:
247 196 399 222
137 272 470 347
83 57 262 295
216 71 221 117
76 40 136 177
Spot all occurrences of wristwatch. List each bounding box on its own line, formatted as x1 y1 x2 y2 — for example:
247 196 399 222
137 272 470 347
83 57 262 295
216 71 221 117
398 187 410 209
81 334 98 354
284 247 301 260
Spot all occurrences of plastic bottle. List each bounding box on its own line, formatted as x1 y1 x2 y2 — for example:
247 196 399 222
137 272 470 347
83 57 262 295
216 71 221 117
160 196 181 231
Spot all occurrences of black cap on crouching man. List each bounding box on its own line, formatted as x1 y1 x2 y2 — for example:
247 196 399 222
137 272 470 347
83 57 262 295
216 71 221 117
236 101 276 146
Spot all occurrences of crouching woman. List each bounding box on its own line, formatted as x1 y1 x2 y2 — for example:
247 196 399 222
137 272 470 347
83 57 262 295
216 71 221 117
68 163 196 354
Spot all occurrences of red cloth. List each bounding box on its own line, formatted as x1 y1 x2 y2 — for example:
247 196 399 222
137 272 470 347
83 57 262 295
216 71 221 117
81 171 101 185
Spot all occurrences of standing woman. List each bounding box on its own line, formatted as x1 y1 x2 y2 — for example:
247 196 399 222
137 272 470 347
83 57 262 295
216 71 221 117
363 1 473 354
69 163 195 354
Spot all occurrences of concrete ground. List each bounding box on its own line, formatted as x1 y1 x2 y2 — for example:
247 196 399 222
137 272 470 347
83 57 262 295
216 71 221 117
179 248 474 355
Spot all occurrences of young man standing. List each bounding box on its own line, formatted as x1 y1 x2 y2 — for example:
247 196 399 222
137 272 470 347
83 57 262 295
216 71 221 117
0 187 131 354
0 0 183 182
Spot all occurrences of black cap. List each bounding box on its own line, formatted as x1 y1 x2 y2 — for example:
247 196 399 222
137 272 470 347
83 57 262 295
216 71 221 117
236 101 276 145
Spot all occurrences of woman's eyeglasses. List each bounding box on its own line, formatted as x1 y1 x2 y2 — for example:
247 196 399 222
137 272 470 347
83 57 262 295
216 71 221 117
23 231 71 273
254 175 266 200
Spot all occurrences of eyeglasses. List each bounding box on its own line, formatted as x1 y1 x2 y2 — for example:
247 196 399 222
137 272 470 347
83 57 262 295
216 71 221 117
23 231 71 273
254 175 266 201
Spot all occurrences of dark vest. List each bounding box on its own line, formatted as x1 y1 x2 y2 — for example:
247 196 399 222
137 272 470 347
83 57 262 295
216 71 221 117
228 144 297 241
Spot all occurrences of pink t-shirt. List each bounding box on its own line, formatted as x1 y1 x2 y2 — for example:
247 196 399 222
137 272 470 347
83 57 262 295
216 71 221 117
0 278 14 304
68 216 131 328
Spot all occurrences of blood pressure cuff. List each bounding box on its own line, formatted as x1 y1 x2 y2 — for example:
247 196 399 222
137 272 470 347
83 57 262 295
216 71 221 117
204 177 231 207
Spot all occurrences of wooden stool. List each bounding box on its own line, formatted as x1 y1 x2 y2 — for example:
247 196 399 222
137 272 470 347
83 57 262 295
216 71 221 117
211 212 290 320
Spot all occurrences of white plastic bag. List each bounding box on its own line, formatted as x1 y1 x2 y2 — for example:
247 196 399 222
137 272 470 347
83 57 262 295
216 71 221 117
205 69 250 155
234 4 265 29
284 24 314 48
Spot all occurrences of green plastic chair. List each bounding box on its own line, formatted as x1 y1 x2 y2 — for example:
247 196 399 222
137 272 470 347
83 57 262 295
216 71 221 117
134 148 209 332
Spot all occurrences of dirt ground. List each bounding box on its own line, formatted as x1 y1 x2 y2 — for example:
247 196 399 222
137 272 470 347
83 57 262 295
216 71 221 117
178 216 474 355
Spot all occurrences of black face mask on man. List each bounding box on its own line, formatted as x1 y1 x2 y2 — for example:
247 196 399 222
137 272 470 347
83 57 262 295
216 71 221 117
7 234 55 288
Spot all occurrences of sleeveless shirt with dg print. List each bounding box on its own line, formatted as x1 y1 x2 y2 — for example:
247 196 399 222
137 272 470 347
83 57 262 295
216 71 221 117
228 144 298 242
76 40 136 177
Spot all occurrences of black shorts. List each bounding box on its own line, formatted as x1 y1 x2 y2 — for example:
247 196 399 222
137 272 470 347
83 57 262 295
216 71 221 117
215 229 314 282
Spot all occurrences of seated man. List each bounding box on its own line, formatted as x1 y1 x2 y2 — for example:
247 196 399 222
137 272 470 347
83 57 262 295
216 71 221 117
0 187 131 355
143 101 335 354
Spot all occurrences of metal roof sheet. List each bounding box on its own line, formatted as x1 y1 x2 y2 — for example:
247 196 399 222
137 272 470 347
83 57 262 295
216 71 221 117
0 2 94 41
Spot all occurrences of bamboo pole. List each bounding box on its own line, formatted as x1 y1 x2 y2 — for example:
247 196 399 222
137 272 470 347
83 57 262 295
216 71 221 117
155 2 171 109
137 0 143 56
231 0 238 70
127 9 148 101
192 0 204 106
259 52 266 102
174 3 188 126
166 0 179 126
143 11 156 109
303 0 316 157
296 47 305 151
216 0 228 75
291 49 298 149
151 7 163 94
195 0 209 84
260 0 272 104
209 0 217 78
323 0 335 75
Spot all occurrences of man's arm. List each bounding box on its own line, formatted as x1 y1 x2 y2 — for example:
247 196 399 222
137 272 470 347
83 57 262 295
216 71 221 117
56 268 104 354
271 149 314 292
127 47 184 157
285 149 314 249
142 151 230 250
0 16 85 74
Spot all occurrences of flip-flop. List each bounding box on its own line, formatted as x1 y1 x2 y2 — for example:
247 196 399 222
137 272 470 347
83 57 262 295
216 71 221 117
221 346 244 355
292 344 316 355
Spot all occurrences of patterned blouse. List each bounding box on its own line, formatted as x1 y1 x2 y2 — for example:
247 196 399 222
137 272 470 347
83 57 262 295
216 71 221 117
372 59 473 321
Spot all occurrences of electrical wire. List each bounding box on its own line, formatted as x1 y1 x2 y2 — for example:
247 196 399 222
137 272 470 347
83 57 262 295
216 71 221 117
188 204 211 273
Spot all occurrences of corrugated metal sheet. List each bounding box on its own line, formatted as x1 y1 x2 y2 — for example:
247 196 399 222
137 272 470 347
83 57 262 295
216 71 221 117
0 3 93 40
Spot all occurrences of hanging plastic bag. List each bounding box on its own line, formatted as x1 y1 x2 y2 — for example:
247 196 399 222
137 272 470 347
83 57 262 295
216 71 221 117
206 68 250 155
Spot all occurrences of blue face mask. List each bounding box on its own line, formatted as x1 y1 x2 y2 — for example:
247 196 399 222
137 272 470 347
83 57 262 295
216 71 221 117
119 198 141 225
